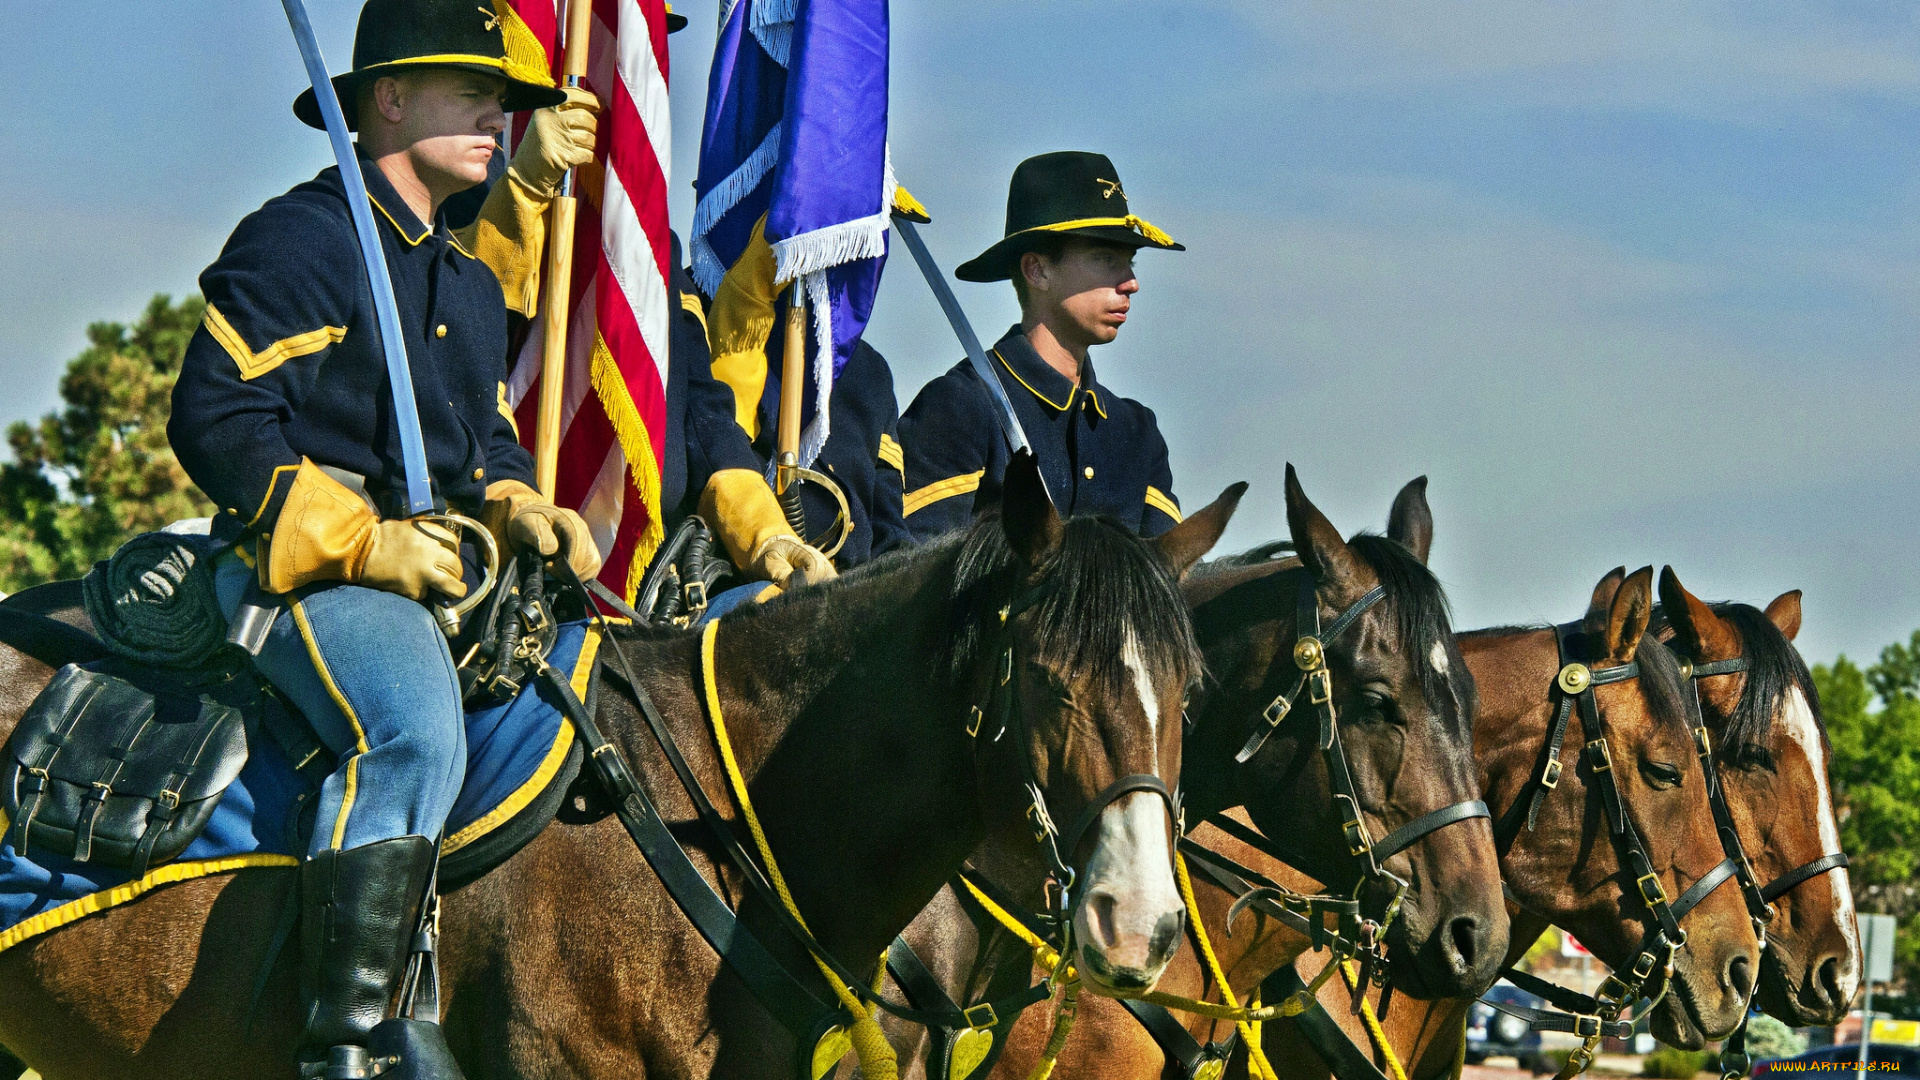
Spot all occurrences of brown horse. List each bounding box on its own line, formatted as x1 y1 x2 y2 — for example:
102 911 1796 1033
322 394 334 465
1237 567 1772 1079
0 456 1243 1079
1656 569 1860 1026
878 471 1508 1080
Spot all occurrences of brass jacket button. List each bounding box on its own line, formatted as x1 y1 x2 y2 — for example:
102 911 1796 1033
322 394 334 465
1083 467 1095 480
436 324 448 338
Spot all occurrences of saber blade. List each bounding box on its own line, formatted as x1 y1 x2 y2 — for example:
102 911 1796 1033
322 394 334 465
281 0 435 516
891 212 1032 458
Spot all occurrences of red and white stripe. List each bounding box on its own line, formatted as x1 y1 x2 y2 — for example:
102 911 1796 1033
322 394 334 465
505 0 673 599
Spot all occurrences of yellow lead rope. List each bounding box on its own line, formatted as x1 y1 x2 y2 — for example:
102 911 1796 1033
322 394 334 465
1175 853 1282 1080
1339 958 1411 1080
700 622 899 1080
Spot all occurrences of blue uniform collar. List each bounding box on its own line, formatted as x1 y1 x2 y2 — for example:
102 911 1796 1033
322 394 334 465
315 150 440 247
990 326 1108 419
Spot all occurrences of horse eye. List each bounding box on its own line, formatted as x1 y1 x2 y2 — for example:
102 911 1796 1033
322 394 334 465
1641 761 1684 789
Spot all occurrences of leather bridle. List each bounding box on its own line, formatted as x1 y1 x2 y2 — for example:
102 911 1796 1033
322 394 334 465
1488 624 1744 1078
1674 650 1851 1080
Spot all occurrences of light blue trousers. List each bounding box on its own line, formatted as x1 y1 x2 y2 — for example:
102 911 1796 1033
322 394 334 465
216 557 464 858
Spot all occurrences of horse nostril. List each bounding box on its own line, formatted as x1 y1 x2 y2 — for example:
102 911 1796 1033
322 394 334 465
1146 908 1186 969
1729 953 1754 999
1817 956 1845 1008
1449 916 1479 973
1086 892 1120 950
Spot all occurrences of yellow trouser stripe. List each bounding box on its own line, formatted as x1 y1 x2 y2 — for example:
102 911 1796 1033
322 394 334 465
1145 485 1182 523
289 597 371 851
903 470 984 517
204 304 346 381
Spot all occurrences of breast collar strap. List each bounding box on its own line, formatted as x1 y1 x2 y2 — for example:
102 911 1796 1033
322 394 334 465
1484 622 1747 1078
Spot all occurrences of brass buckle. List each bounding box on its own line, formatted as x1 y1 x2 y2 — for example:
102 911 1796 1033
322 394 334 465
1343 818 1370 857
1632 950 1659 980
158 789 181 810
683 578 709 615
1585 739 1612 772
967 706 985 738
1693 726 1712 757
1541 758 1563 789
1307 668 1333 705
1027 800 1057 844
1597 973 1631 1003
999 649 1013 686
1262 693 1292 728
963 1002 998 1031
1572 1014 1602 1039
1637 872 1668 906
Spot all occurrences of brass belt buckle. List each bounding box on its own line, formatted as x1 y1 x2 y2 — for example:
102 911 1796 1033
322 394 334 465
1541 758 1563 789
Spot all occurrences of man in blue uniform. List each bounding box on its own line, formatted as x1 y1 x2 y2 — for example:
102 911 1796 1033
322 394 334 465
898 152 1185 539
168 3 595 1074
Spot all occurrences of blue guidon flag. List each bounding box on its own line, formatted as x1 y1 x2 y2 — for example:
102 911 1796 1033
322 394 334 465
693 0 919 469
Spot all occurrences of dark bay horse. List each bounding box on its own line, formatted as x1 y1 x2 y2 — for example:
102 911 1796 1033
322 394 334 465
879 471 1507 1080
1242 567 1770 1079
1656 569 1860 1027
0 455 1243 1079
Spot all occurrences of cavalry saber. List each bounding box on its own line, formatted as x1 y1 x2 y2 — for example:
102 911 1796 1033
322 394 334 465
279 0 497 635
891 212 1032 459
280 0 433 517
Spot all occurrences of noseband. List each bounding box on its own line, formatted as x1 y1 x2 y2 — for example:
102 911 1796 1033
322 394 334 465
1489 624 1744 1078
1675 651 1850 1080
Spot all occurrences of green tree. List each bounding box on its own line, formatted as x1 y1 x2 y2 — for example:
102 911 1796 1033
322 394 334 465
0 294 213 593
1816 634 1920 993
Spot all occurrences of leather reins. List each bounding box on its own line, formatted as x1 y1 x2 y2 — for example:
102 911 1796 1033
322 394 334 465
1487 623 1744 1079
1673 650 1851 1080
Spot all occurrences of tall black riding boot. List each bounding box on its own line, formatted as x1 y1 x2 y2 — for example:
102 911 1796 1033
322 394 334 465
298 835 465 1080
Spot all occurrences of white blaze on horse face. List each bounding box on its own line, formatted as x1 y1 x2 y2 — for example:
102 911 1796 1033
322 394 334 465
1782 685 1861 987
1123 629 1160 773
1429 642 1450 679
1075 790 1182 989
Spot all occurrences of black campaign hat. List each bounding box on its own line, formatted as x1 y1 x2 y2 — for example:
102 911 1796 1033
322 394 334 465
294 0 568 131
954 151 1183 284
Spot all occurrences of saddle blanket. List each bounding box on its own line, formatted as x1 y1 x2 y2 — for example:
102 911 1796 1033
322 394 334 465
0 620 599 954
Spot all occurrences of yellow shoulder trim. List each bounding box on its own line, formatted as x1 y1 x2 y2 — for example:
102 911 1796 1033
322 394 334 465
993 349 1071 412
205 304 346 382
904 469 984 517
497 382 520 440
1145 485 1182 523
0 853 299 956
877 433 904 472
679 289 709 335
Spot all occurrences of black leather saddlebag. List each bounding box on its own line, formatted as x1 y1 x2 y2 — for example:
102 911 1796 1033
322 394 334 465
3 663 249 877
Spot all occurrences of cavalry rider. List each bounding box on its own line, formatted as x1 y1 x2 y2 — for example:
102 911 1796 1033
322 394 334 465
453 8 838 600
168 2 596 1073
898 152 1186 538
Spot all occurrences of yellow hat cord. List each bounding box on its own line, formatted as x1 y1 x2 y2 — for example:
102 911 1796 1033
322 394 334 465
700 621 900 1080
1020 214 1176 248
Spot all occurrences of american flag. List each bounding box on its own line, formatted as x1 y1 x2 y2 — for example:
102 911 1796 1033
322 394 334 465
502 0 673 600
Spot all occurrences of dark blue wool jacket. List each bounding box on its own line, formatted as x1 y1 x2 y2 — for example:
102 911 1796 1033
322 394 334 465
660 237 764 531
746 338 909 568
171 155 534 539
898 326 1180 542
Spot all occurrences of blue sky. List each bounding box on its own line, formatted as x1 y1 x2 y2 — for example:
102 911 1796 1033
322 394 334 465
3 1 1916 667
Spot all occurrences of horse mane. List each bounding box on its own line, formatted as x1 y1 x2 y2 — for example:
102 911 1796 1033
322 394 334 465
950 511 1200 695
1648 602 1821 754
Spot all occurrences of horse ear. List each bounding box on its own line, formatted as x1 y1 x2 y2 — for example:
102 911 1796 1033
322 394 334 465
1386 476 1433 564
1154 482 1248 579
1602 566 1656 664
1765 590 1803 641
1001 450 1063 568
1582 567 1628 634
1659 567 1739 661
1286 464 1366 599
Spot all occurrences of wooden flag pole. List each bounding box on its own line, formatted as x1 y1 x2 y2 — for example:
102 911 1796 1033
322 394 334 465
534 0 595 500
774 285 808 531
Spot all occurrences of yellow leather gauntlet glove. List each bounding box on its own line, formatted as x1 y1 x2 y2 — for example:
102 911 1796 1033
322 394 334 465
699 469 837 588
263 459 465 600
482 480 604 579
509 85 599 199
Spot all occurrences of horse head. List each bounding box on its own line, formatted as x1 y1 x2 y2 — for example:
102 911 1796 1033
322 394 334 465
1658 569 1860 1027
963 451 1242 995
1185 469 1507 1002
1474 566 1761 1049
